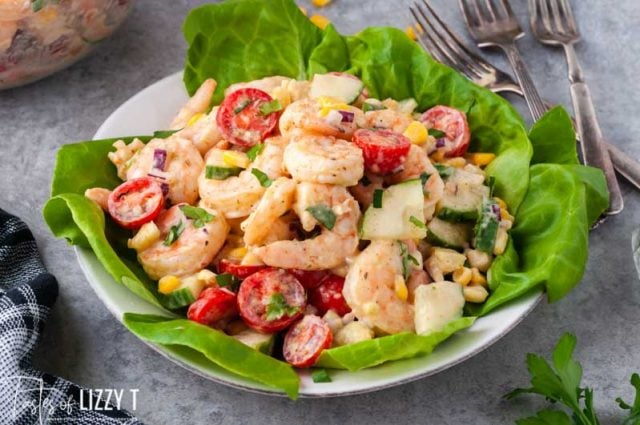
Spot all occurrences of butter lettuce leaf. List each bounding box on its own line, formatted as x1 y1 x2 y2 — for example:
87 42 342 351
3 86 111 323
317 317 475 371
123 313 299 399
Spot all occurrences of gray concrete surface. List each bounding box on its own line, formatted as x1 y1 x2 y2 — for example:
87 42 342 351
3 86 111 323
1 0 639 423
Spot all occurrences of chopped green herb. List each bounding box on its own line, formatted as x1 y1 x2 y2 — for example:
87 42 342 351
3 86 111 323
409 215 426 229
259 99 283 116
434 164 454 179
372 189 384 208
362 101 386 113
153 129 180 138
246 144 265 161
408 254 420 266
233 99 251 114
398 241 413 280
31 0 46 12
265 293 300 321
311 369 332 383
216 273 241 291
206 165 242 180
488 175 496 197
419 172 431 187
251 168 272 187
179 205 214 228
306 204 336 230
428 129 446 139
163 220 185 246
360 175 372 187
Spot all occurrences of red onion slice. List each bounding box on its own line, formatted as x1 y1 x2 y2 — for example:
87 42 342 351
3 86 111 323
435 138 446 148
152 149 167 171
338 110 354 123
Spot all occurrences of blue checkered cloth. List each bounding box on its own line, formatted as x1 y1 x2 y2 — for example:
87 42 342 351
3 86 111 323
0 209 143 424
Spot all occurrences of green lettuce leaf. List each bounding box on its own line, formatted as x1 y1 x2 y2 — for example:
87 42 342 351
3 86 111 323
528 106 579 165
123 313 299 399
317 317 475 371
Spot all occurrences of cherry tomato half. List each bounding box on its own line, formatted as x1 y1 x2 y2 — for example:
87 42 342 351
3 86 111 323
216 88 280 147
353 128 411 175
421 105 471 157
283 315 333 368
237 269 306 333
288 269 331 290
107 177 164 229
187 287 238 327
218 259 267 280
308 275 351 317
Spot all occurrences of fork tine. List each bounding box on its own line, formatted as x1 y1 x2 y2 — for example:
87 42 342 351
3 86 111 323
548 0 564 34
496 0 517 19
459 0 481 27
418 0 495 77
537 0 552 32
559 0 578 34
482 0 497 21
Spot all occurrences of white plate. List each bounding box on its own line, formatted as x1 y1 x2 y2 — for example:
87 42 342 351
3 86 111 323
78 71 543 397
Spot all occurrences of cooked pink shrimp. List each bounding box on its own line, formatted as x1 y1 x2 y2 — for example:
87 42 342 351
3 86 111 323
342 240 415 335
279 98 365 140
126 136 204 205
170 78 216 130
252 185 360 270
174 106 229 155
135 204 229 280
348 172 384 210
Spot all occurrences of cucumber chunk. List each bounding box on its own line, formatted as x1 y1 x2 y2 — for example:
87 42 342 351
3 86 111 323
436 168 489 222
162 278 205 309
310 73 364 104
233 329 275 354
426 218 472 249
361 179 427 240
473 198 500 253
414 281 465 335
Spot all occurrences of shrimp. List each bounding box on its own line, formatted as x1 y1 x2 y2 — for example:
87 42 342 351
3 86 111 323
241 178 296 246
199 140 286 218
342 240 415 335
279 98 365 140
136 204 229 280
173 106 229 155
252 184 360 270
284 134 364 187
108 138 146 181
348 172 384 210
126 136 204 205
387 145 444 221
170 78 216 130
0 0 30 21
364 109 413 134
84 187 111 211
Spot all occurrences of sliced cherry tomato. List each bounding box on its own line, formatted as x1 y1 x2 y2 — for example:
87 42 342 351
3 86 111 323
187 287 238 326
218 259 267 280
288 269 331 290
421 105 471 157
283 315 333 368
216 88 279 147
353 128 411 175
308 275 351 317
237 268 306 333
107 177 164 229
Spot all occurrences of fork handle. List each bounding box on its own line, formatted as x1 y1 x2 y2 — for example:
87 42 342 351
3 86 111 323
565 44 624 214
501 43 547 120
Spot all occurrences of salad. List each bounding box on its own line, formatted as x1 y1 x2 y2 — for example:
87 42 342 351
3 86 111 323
44 0 608 398
84 72 512 368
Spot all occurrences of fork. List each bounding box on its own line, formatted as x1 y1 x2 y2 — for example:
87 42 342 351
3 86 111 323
409 0 640 192
529 0 623 214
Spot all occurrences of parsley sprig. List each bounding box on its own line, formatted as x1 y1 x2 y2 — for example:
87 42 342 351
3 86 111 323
163 220 185 246
265 293 300 321
179 205 214 228
507 333 640 425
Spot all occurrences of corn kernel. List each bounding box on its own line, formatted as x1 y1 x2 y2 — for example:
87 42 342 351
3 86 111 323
394 275 408 301
463 285 489 303
127 221 160 252
467 152 496 167
493 228 509 256
403 121 429 145
310 14 331 30
317 96 350 110
158 275 181 294
452 267 472 286
228 246 248 261
470 267 488 287
38 6 58 22
312 0 332 7
494 197 507 210
223 151 250 169
299 6 308 15
187 113 205 127
405 26 417 41
500 207 514 223
444 157 467 168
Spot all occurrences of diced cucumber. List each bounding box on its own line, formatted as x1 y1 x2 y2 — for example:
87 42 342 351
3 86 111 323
436 168 489 222
473 198 500 253
426 218 472 250
414 281 465 335
162 278 205 309
397 98 418 114
310 73 364 104
233 329 275 354
361 179 427 240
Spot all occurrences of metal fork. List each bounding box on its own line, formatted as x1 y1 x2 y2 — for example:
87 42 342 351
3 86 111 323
409 0 640 192
529 0 623 214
